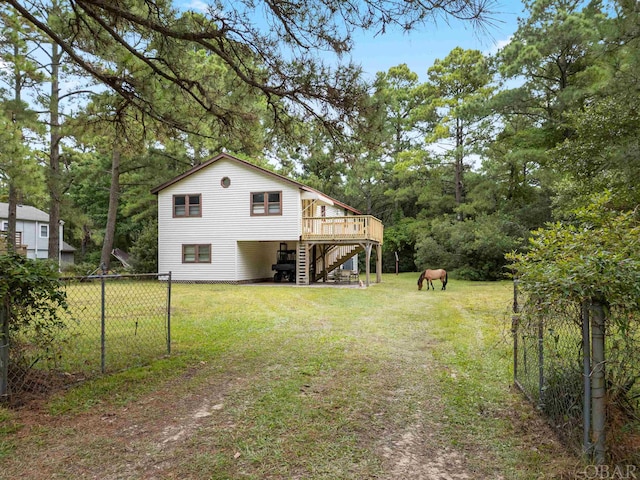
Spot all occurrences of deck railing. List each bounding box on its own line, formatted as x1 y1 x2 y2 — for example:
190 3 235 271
0 231 27 255
301 215 384 244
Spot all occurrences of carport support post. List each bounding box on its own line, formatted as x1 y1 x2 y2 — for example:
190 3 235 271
365 243 372 286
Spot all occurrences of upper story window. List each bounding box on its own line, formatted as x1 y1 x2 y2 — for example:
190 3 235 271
40 224 49 238
251 191 282 216
173 194 201 217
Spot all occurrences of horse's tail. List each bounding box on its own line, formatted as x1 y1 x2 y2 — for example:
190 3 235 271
443 271 448 288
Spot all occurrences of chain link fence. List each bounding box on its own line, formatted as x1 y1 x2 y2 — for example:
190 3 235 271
513 282 640 465
604 304 640 464
513 293 585 449
2 273 171 404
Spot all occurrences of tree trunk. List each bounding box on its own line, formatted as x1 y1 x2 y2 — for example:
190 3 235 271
48 40 62 263
100 148 121 270
7 42 23 253
454 117 464 220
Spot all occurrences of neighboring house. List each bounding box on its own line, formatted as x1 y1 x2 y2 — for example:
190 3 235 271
151 152 384 285
0 203 75 265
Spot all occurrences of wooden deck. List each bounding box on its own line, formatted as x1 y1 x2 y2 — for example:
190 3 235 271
301 215 383 244
0 231 28 255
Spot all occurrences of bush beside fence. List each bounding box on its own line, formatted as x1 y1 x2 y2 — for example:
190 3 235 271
513 282 640 466
1 273 171 404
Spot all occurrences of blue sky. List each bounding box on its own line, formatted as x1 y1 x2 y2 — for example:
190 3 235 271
182 0 527 79
348 0 526 79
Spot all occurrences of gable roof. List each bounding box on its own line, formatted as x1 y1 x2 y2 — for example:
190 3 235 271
0 203 49 222
150 152 361 215
62 240 76 252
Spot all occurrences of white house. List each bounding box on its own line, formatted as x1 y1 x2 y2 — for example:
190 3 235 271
0 203 75 264
151 152 384 285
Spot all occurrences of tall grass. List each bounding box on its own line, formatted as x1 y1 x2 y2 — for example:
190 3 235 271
0 274 578 479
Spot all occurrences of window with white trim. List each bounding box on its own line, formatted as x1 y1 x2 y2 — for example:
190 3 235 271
40 224 49 238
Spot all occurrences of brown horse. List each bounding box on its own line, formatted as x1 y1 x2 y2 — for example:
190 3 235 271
417 269 448 291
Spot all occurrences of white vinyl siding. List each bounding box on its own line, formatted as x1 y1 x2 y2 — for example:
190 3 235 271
157 158 301 281
236 241 281 281
308 202 349 218
17 220 49 260
0 204 68 262
326 204 348 217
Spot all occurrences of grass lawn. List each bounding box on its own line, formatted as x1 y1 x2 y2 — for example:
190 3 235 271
0 273 579 479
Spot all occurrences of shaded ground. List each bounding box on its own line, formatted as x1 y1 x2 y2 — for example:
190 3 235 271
1 362 576 479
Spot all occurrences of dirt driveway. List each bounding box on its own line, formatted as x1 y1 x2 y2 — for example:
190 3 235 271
1 363 575 479
0 281 579 479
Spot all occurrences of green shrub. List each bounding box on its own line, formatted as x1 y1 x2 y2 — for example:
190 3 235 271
0 253 68 366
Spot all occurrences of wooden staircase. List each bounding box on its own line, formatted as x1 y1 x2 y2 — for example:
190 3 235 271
296 243 308 285
312 244 363 282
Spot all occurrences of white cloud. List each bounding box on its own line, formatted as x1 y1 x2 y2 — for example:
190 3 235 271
484 36 512 56
184 0 209 12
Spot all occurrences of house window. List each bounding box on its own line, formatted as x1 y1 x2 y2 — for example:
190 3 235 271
173 194 201 217
182 244 211 263
221 176 231 188
1 221 7 231
40 224 49 238
251 191 282 216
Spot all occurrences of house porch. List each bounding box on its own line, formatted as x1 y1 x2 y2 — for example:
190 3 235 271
297 215 384 286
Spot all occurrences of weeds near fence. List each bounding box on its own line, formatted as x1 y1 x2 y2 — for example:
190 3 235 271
514 295 586 449
3 273 171 404
513 288 640 467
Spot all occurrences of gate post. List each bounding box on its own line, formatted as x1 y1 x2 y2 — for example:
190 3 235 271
582 301 592 458
512 280 519 385
0 299 8 400
590 300 606 464
166 272 172 355
538 315 545 406
101 274 106 374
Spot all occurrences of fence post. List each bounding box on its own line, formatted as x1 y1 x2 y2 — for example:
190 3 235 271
512 279 519 384
0 300 8 400
590 300 606 465
582 301 592 458
166 272 172 355
538 314 545 406
101 274 106 374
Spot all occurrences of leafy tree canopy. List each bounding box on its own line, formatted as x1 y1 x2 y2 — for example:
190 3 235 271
507 192 640 310
6 0 495 137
